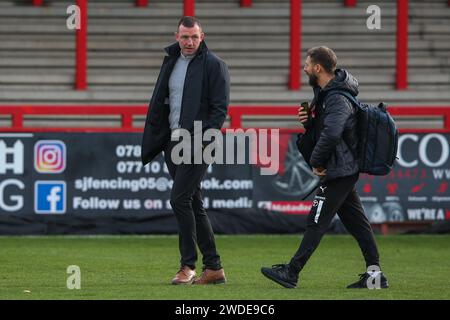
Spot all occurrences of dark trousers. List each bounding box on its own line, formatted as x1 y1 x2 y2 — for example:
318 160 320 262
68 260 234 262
289 173 380 274
164 141 222 270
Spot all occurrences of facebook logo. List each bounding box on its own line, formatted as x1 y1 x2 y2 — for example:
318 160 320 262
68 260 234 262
35 181 66 214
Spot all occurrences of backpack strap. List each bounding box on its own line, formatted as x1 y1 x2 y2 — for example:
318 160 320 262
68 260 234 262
327 89 359 105
323 89 360 162
325 89 359 110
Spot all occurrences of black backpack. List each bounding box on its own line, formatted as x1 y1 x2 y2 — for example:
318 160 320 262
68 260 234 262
327 90 399 176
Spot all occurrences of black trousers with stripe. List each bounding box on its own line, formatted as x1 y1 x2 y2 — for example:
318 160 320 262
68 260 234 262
289 173 380 274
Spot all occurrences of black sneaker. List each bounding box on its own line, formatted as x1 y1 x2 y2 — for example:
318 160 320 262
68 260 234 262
261 264 298 288
347 272 389 289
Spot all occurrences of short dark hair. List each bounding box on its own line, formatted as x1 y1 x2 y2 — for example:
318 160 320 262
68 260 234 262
307 46 337 74
177 16 202 31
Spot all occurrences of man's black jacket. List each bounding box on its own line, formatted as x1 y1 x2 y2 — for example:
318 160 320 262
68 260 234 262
305 69 360 180
141 41 230 166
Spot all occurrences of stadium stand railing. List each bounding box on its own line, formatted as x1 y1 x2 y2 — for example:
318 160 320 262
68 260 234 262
27 0 447 91
1 105 450 132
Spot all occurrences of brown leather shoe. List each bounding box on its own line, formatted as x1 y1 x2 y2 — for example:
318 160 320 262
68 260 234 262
193 268 226 285
171 266 196 285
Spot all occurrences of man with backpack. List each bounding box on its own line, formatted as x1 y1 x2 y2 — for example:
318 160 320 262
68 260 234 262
261 46 389 289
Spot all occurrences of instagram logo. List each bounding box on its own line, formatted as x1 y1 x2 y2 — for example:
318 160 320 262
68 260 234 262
34 140 66 173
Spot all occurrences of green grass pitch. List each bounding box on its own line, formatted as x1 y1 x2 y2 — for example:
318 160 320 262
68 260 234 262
0 234 449 300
